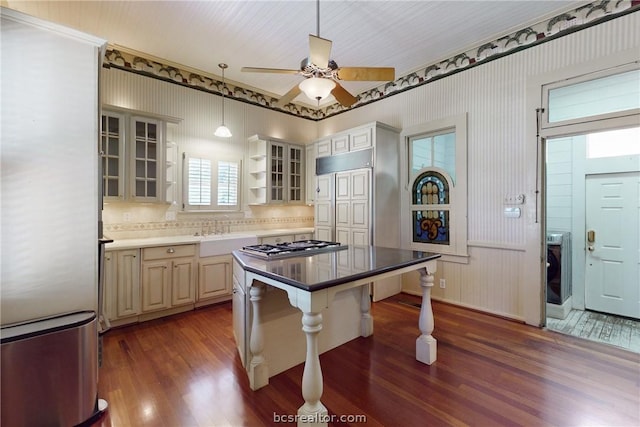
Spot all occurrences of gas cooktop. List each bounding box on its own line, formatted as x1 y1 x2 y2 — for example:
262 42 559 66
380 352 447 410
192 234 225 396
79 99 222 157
240 240 347 259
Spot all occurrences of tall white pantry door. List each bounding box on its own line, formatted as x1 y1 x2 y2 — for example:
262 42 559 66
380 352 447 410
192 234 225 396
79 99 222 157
585 172 640 319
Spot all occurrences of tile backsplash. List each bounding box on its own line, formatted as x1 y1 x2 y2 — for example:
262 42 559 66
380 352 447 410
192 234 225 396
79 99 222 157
103 203 314 240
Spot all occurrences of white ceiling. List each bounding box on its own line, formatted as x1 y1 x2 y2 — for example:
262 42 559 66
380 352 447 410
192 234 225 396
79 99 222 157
4 0 583 107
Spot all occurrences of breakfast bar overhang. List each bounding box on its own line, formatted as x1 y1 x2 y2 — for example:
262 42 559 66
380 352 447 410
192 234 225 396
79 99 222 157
232 245 441 426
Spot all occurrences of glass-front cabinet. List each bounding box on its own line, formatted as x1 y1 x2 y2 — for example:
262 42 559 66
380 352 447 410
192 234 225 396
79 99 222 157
132 116 162 202
247 135 304 205
270 141 285 203
100 112 125 200
100 109 170 203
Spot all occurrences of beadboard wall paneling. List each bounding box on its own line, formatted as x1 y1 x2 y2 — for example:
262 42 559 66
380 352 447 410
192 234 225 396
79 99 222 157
101 68 317 233
323 12 639 320
403 245 524 321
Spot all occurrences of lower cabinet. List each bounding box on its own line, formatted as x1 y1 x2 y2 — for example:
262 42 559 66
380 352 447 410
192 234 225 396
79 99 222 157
141 244 196 313
104 249 141 326
231 259 246 366
197 254 232 305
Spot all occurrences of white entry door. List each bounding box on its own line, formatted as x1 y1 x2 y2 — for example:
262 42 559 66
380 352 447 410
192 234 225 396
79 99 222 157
585 172 640 319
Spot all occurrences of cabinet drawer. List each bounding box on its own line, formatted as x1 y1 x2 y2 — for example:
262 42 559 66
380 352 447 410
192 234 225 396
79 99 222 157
294 233 312 241
260 235 294 245
143 244 196 260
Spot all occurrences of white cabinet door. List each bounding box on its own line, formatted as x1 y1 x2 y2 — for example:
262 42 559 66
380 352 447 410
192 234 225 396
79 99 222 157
141 260 171 312
315 139 331 157
316 174 333 200
335 201 350 227
103 251 117 321
351 229 370 246
316 202 333 227
116 250 140 318
351 200 369 229
335 227 350 246
232 274 247 366
305 144 316 204
288 145 304 203
332 134 349 154
315 226 333 241
199 255 232 300
350 127 373 151
171 258 196 306
269 141 286 204
336 172 350 200
350 169 369 200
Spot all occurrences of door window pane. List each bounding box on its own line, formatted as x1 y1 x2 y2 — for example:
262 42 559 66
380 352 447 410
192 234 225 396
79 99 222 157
587 126 640 159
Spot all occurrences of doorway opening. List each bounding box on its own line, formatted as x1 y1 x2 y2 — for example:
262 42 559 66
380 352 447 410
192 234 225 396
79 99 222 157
544 126 640 352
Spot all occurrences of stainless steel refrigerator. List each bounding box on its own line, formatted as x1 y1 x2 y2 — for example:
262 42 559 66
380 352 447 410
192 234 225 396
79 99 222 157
0 7 108 426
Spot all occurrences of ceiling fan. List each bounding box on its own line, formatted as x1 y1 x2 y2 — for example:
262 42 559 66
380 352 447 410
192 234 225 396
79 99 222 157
241 0 395 108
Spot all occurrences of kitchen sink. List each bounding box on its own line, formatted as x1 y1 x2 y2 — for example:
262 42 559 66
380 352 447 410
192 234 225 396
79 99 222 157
199 233 258 257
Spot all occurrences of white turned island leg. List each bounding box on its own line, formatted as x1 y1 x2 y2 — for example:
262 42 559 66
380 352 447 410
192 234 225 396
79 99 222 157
360 285 374 337
249 282 268 390
416 268 437 364
297 312 328 427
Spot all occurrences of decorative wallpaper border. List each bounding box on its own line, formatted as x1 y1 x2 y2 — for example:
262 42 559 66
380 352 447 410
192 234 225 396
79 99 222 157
103 0 638 121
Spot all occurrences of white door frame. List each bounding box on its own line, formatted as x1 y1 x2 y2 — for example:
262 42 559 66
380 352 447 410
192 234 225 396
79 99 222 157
524 48 640 326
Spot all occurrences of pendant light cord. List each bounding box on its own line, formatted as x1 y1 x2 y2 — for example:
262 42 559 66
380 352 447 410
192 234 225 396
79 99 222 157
219 63 228 125
316 0 320 37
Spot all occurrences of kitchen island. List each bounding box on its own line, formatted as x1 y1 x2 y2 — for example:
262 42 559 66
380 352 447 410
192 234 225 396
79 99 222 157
232 245 440 426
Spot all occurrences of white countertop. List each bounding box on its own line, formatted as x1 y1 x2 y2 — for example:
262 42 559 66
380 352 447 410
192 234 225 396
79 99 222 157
105 227 314 250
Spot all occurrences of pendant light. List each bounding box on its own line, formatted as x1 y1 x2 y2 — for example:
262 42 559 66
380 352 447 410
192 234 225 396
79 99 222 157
214 63 232 138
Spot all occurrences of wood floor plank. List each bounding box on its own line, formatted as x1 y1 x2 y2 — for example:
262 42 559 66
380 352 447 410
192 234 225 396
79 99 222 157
92 295 640 427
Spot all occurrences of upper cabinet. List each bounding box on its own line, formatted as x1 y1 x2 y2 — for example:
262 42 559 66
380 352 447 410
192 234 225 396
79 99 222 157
101 108 180 204
247 135 305 205
131 116 163 202
314 125 374 158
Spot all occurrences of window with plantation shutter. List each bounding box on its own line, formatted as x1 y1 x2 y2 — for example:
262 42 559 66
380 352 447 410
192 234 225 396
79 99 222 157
183 153 241 211
188 158 211 205
217 161 238 206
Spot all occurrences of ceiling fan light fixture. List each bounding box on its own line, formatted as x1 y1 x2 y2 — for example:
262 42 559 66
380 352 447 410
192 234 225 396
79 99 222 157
299 77 335 101
215 63 232 138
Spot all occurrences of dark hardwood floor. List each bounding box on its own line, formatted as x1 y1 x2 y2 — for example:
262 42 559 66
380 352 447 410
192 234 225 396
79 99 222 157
92 294 640 426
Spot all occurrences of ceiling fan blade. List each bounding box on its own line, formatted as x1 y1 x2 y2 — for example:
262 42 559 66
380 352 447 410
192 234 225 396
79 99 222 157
337 67 395 81
241 67 300 74
276 84 302 107
331 82 357 107
309 34 332 68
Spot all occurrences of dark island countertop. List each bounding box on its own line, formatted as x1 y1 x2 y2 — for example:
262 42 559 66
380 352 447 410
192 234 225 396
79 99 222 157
232 245 441 292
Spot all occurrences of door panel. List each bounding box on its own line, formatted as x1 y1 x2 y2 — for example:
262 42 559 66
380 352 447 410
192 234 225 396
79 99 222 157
335 201 350 227
351 200 369 228
585 172 639 319
350 170 369 200
315 202 333 227
336 172 350 200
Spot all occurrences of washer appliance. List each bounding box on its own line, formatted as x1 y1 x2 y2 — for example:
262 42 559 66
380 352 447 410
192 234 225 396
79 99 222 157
546 232 572 305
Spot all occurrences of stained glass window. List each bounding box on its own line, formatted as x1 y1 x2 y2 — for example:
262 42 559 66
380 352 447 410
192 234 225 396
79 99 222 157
412 171 450 244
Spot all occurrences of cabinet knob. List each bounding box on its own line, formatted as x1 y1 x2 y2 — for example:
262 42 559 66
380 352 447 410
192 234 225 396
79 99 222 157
167 248 175 254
